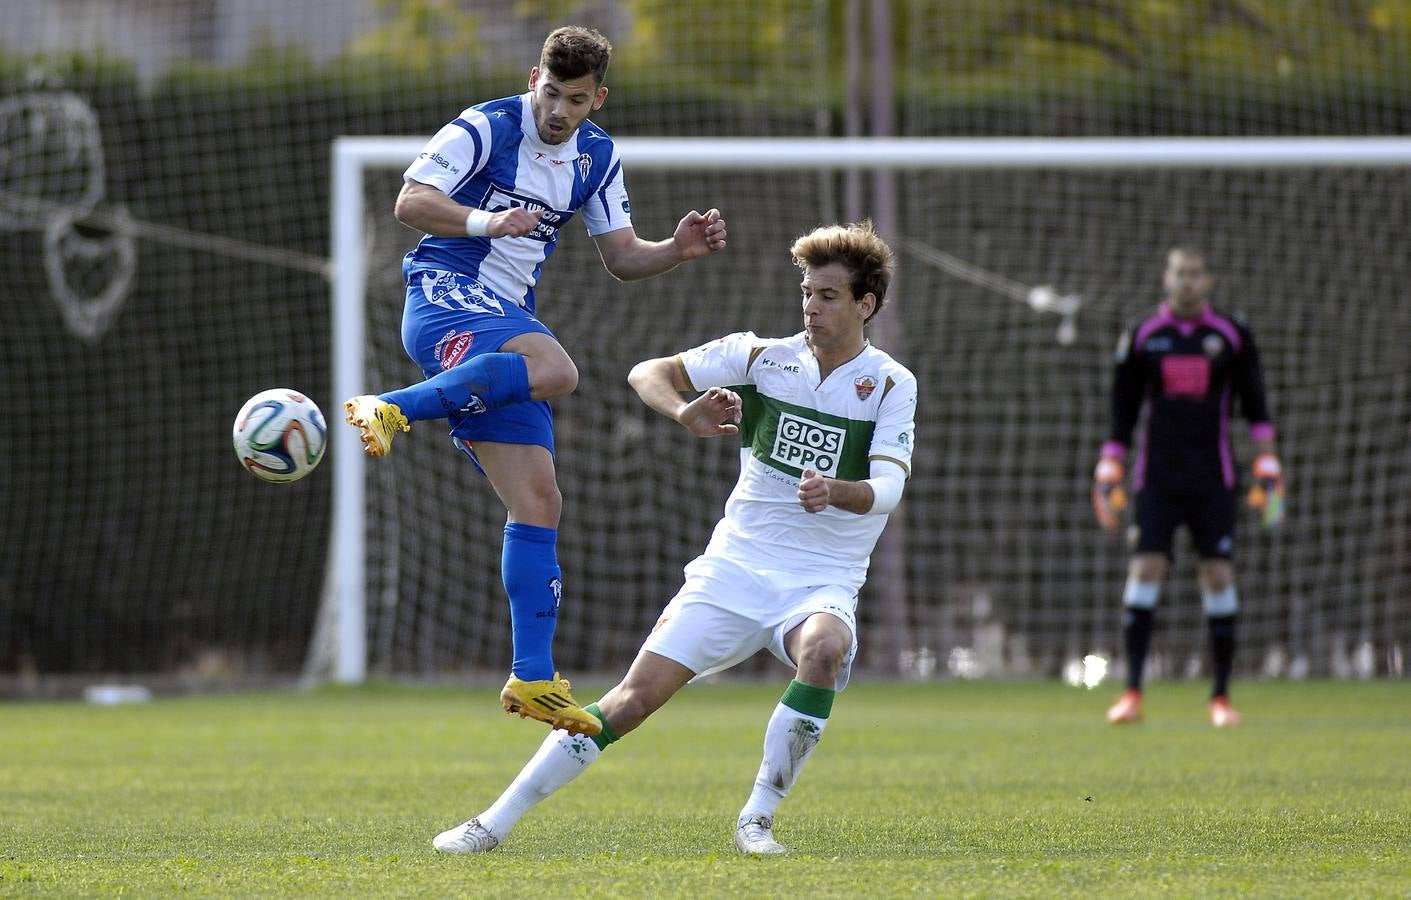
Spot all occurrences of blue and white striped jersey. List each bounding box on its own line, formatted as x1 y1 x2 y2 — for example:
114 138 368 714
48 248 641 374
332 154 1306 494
402 92 633 315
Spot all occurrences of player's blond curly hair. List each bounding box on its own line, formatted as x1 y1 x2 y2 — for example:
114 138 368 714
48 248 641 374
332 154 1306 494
791 220 896 323
540 26 613 86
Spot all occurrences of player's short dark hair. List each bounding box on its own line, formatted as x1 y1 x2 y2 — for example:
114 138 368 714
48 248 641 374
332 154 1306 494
540 26 612 85
791 220 897 323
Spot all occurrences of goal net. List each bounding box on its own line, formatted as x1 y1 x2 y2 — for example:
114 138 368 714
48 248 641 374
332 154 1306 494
313 137 1411 686
3 1 1409 694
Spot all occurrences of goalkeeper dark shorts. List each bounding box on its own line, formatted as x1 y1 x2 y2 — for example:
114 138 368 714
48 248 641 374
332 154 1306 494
1131 483 1237 559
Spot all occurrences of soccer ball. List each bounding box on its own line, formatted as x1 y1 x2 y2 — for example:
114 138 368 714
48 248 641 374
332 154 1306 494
232 388 327 483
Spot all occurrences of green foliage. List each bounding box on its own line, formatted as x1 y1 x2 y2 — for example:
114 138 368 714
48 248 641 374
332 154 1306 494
897 0 1411 103
2 681 1408 896
621 0 822 85
349 0 482 71
3 1 1409 135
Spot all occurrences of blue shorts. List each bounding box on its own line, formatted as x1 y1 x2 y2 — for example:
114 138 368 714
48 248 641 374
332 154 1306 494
400 261 557 463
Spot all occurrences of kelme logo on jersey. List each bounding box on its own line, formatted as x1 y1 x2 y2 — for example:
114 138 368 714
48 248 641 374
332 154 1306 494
771 412 845 473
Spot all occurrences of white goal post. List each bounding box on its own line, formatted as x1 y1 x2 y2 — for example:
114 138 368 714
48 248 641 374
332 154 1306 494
323 136 1411 685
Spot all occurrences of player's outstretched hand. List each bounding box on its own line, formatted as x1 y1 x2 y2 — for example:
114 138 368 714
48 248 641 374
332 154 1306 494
798 467 830 514
1091 457 1128 531
488 207 545 238
674 208 727 260
678 386 741 438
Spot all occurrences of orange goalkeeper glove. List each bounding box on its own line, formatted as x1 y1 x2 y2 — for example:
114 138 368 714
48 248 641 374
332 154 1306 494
1091 457 1128 532
1246 452 1285 528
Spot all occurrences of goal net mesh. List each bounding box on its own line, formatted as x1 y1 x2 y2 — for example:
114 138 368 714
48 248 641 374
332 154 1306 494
350 161 1410 683
2 0 1407 691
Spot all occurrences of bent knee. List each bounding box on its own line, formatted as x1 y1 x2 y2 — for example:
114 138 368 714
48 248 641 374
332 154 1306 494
510 484 562 526
796 636 849 675
530 355 579 400
1198 560 1234 593
1129 554 1168 583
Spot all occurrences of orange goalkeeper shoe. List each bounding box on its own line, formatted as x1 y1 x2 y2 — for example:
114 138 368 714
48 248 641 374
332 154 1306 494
1106 688 1143 724
1210 695 1242 728
500 673 601 736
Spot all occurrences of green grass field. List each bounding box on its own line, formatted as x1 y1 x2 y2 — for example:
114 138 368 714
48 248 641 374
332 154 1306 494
2 680 1407 897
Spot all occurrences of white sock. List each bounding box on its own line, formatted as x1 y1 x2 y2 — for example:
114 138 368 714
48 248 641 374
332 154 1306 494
738 702 828 820
476 728 601 838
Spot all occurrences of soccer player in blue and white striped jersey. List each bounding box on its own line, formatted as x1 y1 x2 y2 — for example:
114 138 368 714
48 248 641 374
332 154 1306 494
343 26 727 736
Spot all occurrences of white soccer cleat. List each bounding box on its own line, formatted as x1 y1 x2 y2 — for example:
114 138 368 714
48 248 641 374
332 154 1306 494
734 814 787 856
432 817 500 854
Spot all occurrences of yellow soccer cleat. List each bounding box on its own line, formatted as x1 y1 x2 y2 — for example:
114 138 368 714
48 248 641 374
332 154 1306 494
343 395 409 457
500 673 602 736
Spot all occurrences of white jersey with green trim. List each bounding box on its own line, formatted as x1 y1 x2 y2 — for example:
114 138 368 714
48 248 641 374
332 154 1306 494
677 331 917 593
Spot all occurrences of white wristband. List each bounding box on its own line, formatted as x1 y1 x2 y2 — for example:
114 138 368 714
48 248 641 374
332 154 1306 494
465 208 493 237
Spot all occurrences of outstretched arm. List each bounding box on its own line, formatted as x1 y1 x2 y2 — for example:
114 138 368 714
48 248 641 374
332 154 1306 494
627 355 740 438
593 209 727 282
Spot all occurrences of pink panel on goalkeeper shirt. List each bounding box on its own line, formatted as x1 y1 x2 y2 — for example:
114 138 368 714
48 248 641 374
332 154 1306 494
1161 355 1210 397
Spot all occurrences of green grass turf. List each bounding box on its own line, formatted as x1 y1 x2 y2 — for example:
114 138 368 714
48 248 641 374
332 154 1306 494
2 680 1407 897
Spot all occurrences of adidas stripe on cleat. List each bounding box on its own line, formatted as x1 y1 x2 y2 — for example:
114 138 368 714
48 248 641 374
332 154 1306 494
499 672 601 736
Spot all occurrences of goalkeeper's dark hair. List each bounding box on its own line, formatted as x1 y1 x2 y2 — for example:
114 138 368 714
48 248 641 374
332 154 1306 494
540 26 613 85
791 220 896 323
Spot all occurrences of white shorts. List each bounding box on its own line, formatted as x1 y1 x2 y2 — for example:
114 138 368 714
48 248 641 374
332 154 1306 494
640 555 860 691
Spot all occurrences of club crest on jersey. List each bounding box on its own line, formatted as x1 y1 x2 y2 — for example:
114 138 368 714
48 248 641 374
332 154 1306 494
1203 333 1224 357
771 412 845 473
854 375 877 400
435 330 474 370
577 153 593 180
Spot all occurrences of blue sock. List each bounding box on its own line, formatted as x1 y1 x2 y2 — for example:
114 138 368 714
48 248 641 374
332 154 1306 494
381 352 531 422
502 522 560 681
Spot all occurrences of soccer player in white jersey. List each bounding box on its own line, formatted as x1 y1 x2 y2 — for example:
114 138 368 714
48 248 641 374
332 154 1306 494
342 26 727 736
430 221 917 857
